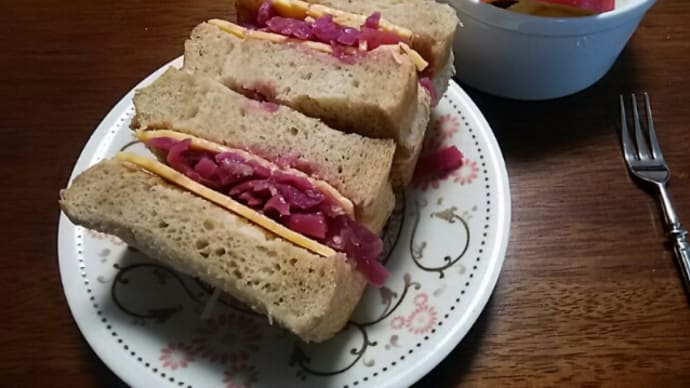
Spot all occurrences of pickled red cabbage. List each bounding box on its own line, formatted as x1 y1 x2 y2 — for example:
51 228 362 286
147 137 388 285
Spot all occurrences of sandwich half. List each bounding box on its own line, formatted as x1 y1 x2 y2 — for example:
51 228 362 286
184 19 430 186
61 107 396 342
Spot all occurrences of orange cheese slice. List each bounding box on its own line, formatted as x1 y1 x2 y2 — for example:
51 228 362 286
398 42 427 71
209 19 337 54
135 129 355 218
116 152 337 258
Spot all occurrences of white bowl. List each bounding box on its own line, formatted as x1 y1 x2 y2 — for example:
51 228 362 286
444 0 656 100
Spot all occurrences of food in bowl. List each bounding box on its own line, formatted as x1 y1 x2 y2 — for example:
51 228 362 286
482 0 614 16
447 0 656 100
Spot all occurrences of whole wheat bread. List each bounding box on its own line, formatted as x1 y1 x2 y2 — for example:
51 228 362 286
184 21 429 186
59 159 367 343
303 0 459 98
131 67 395 233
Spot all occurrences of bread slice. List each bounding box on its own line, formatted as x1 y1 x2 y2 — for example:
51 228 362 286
131 67 395 234
184 21 429 186
302 0 459 97
60 159 367 343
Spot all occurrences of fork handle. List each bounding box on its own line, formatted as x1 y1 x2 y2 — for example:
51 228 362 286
670 226 690 297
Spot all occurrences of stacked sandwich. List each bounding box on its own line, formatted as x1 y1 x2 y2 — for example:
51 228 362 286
60 0 459 343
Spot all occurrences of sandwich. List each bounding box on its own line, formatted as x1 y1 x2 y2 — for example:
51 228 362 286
60 0 459 344
182 0 459 186
184 19 430 187
60 68 398 343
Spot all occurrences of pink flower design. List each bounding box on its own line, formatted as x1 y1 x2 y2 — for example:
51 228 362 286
453 159 480 185
192 313 262 364
406 304 438 334
434 114 460 139
224 363 259 388
414 293 429 307
435 114 460 139
159 342 194 370
391 293 438 334
390 316 406 330
424 114 461 155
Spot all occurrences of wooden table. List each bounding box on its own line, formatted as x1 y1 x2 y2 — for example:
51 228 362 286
2 0 689 386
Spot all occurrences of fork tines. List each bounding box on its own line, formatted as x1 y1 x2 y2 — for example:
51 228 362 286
619 93 666 165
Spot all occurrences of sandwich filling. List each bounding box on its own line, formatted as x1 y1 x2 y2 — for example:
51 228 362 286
140 134 388 286
237 0 414 39
244 2 402 53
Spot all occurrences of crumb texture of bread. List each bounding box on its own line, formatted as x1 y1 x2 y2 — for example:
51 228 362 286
184 22 426 186
303 0 458 81
131 67 395 232
59 159 367 342
393 84 431 187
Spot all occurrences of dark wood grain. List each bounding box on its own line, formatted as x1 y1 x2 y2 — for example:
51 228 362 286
1 0 689 387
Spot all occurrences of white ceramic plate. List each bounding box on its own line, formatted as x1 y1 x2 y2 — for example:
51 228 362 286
58 57 511 388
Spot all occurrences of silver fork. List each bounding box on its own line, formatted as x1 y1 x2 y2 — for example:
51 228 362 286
619 93 690 297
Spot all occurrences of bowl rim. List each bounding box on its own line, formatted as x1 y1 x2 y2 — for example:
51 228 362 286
448 0 656 36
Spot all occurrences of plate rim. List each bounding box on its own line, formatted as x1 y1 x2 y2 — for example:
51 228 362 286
57 57 511 388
